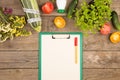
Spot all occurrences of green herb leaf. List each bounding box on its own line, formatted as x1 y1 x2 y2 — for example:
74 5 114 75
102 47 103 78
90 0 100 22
74 0 112 33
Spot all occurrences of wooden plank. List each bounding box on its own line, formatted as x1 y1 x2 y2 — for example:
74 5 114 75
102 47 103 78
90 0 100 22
0 69 38 80
83 34 120 50
0 69 120 80
0 51 38 69
84 69 120 80
0 32 120 50
84 51 120 68
0 33 38 50
1 32 120 51
1 51 120 69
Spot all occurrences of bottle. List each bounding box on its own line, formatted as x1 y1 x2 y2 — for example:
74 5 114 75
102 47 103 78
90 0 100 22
56 0 67 13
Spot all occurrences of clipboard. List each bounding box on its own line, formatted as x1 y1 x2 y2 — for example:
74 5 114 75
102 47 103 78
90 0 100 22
39 32 83 80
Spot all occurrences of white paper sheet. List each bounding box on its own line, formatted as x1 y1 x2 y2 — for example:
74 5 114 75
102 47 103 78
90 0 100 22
40 34 82 80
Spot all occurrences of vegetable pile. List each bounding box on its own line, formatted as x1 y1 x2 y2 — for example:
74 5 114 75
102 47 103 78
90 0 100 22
67 0 120 44
1 0 120 44
0 8 31 43
67 0 112 33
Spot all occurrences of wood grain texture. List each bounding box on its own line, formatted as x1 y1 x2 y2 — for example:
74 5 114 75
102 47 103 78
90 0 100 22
0 69 120 80
83 34 120 50
0 51 120 69
1 33 120 51
0 69 38 80
84 51 120 68
0 51 38 69
0 0 120 80
83 69 120 80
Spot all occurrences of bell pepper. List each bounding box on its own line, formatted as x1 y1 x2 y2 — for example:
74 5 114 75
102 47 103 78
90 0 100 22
110 32 120 43
54 16 66 28
42 2 54 14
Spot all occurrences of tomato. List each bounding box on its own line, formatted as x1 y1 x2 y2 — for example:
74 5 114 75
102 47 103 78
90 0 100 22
110 32 120 43
42 2 54 14
54 17 66 28
100 23 111 35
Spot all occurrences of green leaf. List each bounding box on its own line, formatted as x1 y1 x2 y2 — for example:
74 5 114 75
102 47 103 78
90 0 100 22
74 0 112 34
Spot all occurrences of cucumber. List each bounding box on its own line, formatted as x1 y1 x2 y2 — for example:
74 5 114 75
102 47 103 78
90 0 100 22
111 11 120 30
67 0 78 19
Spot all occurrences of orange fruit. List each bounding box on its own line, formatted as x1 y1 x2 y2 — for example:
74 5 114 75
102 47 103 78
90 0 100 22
110 32 120 43
54 17 66 28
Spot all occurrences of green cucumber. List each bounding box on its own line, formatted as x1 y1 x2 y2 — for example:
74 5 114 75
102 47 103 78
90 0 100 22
111 11 120 30
67 0 78 19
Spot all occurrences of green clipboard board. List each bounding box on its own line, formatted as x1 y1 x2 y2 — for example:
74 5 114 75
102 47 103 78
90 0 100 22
39 32 83 80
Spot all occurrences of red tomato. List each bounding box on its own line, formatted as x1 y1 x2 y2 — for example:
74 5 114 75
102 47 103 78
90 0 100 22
42 2 54 14
100 23 111 35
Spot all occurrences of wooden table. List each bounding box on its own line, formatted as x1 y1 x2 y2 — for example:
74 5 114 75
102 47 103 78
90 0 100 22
0 0 120 80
